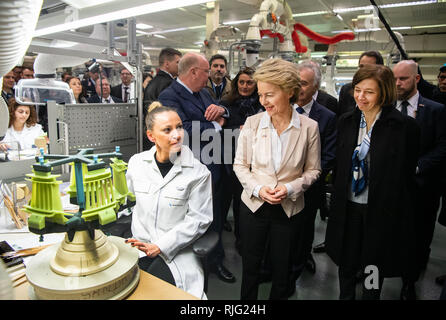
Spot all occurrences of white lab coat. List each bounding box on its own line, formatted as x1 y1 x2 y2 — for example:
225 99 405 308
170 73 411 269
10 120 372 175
1 124 44 150
126 145 213 299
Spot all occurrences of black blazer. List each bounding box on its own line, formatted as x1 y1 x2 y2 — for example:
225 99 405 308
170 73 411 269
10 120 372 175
338 82 356 116
111 84 131 101
143 70 174 106
87 95 122 103
303 100 337 210
316 90 338 116
414 95 446 190
326 106 420 277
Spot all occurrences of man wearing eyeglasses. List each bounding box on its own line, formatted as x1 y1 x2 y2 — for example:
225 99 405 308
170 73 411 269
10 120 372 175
159 52 235 284
111 68 133 103
432 64 446 106
206 54 231 103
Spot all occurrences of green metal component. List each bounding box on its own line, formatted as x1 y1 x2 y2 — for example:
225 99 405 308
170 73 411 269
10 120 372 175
23 169 70 230
65 162 88 200
110 157 136 204
80 166 118 225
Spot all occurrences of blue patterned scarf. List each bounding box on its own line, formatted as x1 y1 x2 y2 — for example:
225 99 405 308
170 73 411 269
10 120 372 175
351 110 381 196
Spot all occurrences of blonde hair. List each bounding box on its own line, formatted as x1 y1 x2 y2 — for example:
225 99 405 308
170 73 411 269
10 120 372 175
145 101 177 130
253 58 301 103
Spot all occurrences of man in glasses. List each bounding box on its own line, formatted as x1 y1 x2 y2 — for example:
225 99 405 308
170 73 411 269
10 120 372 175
111 68 133 103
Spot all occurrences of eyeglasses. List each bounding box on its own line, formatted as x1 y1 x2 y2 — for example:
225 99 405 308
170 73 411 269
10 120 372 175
438 76 446 80
121 72 132 76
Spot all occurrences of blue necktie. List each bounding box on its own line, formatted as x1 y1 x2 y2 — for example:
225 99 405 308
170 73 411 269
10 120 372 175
296 106 305 114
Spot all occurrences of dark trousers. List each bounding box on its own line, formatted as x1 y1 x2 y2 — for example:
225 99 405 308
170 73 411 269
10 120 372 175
416 189 441 271
221 167 243 245
338 201 383 300
138 256 175 286
208 164 226 267
240 201 299 300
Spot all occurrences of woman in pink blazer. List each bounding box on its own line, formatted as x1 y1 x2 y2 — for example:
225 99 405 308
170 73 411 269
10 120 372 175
233 58 321 299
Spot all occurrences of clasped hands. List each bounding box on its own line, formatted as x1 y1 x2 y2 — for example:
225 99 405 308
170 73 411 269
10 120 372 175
259 185 288 205
205 104 225 126
125 238 161 258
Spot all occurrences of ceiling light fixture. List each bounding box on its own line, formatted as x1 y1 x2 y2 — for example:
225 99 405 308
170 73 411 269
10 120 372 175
61 0 117 10
136 23 153 30
35 0 214 37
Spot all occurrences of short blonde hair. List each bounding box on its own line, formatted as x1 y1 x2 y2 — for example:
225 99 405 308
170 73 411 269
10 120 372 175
253 58 301 103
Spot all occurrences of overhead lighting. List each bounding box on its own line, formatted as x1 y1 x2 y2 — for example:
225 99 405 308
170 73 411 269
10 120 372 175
333 0 437 13
223 19 251 25
331 22 446 33
154 34 166 39
61 0 117 10
136 30 149 35
136 23 153 30
35 0 214 37
293 11 328 17
147 25 206 35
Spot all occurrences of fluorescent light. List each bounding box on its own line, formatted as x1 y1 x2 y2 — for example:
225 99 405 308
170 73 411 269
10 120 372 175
293 11 328 17
35 0 214 37
333 0 436 13
147 25 206 35
223 19 251 25
413 23 446 28
62 0 117 10
136 23 153 30
331 23 446 33
154 34 166 39
136 30 149 35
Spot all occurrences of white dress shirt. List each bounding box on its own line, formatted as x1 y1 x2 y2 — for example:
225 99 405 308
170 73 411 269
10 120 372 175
252 108 301 198
294 101 313 117
396 91 419 119
1 124 45 150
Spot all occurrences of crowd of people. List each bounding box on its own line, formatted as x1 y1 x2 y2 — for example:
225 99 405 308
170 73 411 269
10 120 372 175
1 49 446 300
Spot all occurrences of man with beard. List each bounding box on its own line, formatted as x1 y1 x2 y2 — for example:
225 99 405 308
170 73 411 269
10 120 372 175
206 54 231 103
393 60 446 300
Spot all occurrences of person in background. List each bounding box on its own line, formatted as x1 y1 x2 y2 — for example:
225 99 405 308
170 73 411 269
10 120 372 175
206 54 231 103
1 70 15 102
111 68 133 103
143 73 153 90
143 48 182 151
338 51 384 116
12 66 22 83
61 71 72 83
67 76 88 103
87 77 122 104
125 101 213 299
21 67 34 79
0 97 45 151
81 64 100 99
289 61 336 288
325 64 420 300
393 60 446 300
220 67 264 254
233 58 321 299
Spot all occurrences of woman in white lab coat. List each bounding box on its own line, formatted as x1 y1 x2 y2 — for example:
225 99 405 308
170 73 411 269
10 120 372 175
125 102 213 299
0 97 45 151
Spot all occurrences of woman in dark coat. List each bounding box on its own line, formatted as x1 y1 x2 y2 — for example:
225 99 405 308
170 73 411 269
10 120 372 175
220 67 264 253
325 64 421 300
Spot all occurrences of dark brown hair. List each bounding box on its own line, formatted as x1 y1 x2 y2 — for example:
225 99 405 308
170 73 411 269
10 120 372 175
8 97 38 127
226 67 256 103
352 64 396 107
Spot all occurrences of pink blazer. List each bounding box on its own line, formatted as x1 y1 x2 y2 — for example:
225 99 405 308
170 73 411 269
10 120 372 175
233 111 321 218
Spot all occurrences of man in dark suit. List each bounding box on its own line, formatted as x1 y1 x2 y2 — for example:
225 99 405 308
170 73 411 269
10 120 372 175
143 48 182 150
87 77 122 103
338 51 384 116
393 60 446 300
158 52 235 283
288 62 336 293
111 68 133 103
316 89 338 115
81 67 99 99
